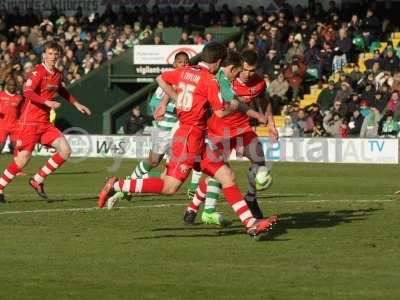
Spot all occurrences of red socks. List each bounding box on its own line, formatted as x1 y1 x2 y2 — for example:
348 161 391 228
34 153 66 184
114 177 164 194
187 178 207 212
223 185 255 226
0 162 21 190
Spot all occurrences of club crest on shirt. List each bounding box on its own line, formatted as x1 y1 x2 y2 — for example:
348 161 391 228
179 163 190 174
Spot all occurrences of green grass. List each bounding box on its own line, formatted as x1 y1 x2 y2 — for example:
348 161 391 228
0 155 399 300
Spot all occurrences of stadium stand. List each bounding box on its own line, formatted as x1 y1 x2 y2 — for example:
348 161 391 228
0 3 400 138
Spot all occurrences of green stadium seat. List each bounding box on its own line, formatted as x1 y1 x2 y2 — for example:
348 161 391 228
205 27 241 43
305 68 319 82
353 36 365 51
161 27 183 45
369 41 381 53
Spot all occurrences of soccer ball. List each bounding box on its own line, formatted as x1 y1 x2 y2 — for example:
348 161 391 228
255 166 273 191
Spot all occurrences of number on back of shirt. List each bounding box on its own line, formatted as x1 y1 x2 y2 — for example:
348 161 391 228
176 83 195 111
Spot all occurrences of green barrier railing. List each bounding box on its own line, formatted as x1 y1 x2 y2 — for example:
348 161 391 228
102 83 157 134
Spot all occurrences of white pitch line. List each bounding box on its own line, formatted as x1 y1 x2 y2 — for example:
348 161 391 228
0 199 396 216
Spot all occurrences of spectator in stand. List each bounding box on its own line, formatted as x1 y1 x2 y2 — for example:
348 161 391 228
320 41 334 79
365 50 382 70
304 37 322 80
179 31 194 45
381 111 399 137
284 55 307 100
332 49 347 73
362 8 381 46
261 48 280 79
360 106 381 138
308 104 324 129
227 40 238 54
265 26 283 54
348 64 363 86
346 93 361 117
330 100 348 118
124 106 152 135
284 38 304 65
279 116 297 137
269 72 289 114
153 33 165 45
336 81 353 103
372 92 389 113
386 90 400 112
381 49 400 74
348 110 364 137
317 80 338 113
323 112 343 137
293 108 315 136
335 28 352 59
204 32 214 45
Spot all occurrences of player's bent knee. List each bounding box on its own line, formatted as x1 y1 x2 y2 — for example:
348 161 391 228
214 166 236 187
162 185 178 195
14 151 31 168
161 176 182 195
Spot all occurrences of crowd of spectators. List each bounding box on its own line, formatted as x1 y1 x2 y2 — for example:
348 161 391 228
0 2 400 138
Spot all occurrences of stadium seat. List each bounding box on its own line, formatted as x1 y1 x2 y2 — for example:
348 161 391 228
392 38 400 47
391 32 400 39
273 116 285 128
255 125 269 137
205 27 241 43
305 68 319 82
368 41 381 53
353 36 365 52
161 27 183 44
379 42 387 53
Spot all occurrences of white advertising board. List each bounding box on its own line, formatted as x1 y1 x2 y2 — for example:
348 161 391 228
4 136 394 164
133 45 203 65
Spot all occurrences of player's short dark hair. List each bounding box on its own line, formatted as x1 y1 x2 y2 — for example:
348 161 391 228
241 49 259 67
201 42 227 64
221 52 242 68
174 51 189 61
43 41 61 53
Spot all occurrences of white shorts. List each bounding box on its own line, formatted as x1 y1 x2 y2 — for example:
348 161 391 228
151 123 179 155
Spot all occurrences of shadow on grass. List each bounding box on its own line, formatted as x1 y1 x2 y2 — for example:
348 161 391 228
258 207 382 241
52 171 97 176
136 208 382 241
8 195 98 203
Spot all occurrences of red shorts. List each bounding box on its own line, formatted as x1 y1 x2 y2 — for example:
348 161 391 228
200 131 260 177
14 123 63 153
166 125 206 182
0 128 14 144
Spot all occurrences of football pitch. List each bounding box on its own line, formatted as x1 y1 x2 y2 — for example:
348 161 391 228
0 155 399 300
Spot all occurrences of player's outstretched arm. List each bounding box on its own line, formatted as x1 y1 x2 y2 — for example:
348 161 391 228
72 101 91 115
154 93 170 121
264 100 278 141
156 75 177 103
58 85 91 115
231 97 267 124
